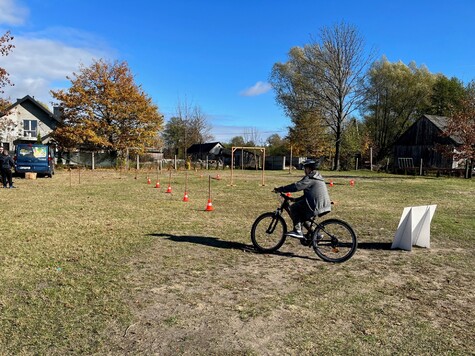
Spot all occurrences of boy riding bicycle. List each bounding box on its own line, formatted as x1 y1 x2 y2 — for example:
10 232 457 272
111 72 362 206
273 159 332 238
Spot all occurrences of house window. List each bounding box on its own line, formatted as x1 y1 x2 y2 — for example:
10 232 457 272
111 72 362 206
23 120 38 138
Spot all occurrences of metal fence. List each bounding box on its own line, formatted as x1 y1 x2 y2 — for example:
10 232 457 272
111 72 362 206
56 151 161 169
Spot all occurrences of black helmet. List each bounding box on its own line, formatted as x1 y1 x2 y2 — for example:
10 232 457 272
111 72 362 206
301 158 318 171
302 159 316 166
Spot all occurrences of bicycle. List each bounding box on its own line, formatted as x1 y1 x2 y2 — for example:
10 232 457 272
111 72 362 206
250 192 357 263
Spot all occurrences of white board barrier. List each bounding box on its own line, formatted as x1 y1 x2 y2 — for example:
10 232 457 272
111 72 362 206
391 205 437 251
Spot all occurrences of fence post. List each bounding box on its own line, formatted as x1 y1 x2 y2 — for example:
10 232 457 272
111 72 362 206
370 147 373 171
92 152 95 170
289 145 293 174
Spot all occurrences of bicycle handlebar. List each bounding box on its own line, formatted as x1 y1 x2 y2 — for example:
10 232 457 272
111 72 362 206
273 190 334 205
272 190 295 202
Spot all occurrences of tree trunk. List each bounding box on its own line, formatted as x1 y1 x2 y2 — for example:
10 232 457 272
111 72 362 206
333 125 342 171
334 140 341 171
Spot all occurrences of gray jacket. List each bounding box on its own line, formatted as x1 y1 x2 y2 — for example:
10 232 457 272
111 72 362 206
277 171 332 217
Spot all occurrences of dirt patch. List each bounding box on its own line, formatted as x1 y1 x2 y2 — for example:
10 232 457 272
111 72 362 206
104 233 475 355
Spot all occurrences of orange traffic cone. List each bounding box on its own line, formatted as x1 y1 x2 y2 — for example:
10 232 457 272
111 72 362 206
329 180 334 187
147 177 151 184
205 199 214 211
216 174 221 180
155 181 160 188
350 179 355 187
166 185 172 193
183 191 189 202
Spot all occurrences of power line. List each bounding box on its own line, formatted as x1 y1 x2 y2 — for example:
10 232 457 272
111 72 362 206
212 129 288 135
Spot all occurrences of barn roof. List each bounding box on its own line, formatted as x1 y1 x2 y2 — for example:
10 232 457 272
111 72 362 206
394 114 464 147
187 142 224 154
424 114 448 131
423 114 462 145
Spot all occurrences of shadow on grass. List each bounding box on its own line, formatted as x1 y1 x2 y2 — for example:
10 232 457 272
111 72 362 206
148 233 318 261
357 242 393 250
149 233 253 251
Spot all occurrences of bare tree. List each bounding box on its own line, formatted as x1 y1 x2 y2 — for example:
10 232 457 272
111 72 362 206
271 22 374 170
163 98 214 158
243 127 261 146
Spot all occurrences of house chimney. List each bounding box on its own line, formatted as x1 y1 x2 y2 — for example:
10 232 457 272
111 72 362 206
53 106 63 120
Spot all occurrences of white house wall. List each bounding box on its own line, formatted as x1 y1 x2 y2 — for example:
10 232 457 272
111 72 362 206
1 105 54 148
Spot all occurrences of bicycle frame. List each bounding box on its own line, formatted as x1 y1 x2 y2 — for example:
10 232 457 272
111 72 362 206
251 192 357 262
274 193 313 236
274 193 333 244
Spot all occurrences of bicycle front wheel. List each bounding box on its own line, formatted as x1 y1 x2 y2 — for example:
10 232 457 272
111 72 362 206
312 218 357 263
251 212 287 252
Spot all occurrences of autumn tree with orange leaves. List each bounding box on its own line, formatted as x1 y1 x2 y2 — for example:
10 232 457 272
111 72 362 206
0 31 15 112
443 84 475 177
51 59 163 155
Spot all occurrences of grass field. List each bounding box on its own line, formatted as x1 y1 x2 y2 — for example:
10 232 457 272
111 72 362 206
0 168 474 355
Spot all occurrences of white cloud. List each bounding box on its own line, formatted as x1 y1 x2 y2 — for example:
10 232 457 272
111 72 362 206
239 81 272 97
0 0 29 25
0 1 114 107
2 32 112 108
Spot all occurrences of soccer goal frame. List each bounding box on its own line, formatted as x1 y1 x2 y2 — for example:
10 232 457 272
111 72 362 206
230 146 266 186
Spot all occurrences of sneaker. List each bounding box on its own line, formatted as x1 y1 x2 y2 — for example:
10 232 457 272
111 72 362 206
286 229 304 238
9 185 16 188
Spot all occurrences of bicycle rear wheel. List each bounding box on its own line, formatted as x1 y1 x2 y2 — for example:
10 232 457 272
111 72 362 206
251 212 287 252
312 218 357 263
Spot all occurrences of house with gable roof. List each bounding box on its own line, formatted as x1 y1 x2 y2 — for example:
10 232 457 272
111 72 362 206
0 95 61 151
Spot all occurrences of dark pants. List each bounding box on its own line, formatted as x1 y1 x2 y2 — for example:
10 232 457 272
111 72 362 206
289 199 314 227
1 168 13 187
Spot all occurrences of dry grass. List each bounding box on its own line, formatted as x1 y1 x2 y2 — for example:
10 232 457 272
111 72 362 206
0 168 474 355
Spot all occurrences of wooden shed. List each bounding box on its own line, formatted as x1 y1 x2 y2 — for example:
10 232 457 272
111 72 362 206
393 114 462 170
186 142 225 161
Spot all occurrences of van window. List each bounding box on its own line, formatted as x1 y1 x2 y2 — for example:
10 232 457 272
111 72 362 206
18 146 48 162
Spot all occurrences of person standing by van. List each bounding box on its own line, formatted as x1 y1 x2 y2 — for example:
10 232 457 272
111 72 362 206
1 149 16 188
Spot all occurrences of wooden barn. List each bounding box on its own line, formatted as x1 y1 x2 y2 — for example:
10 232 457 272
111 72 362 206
393 114 462 171
231 147 262 169
186 142 225 161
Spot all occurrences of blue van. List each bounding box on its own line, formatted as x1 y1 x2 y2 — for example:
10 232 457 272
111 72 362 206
14 144 55 177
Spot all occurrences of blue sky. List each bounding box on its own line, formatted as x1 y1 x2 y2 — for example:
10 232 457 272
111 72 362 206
1 0 475 143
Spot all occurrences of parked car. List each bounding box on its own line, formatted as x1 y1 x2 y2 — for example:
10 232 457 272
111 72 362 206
14 144 55 177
